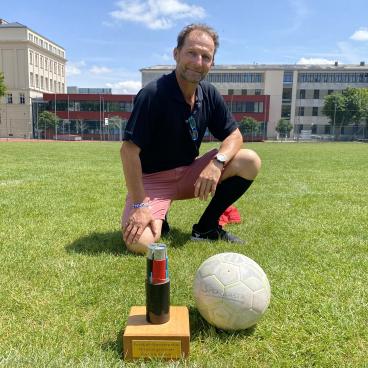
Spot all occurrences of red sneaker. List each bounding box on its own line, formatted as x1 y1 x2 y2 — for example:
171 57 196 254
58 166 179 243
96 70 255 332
218 214 229 226
226 206 241 224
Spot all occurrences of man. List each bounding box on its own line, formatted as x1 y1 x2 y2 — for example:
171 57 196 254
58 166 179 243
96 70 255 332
121 24 261 254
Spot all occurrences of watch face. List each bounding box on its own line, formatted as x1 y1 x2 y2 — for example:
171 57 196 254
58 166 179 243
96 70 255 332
216 153 227 163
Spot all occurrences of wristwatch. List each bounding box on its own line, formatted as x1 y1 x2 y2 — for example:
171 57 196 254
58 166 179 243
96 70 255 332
214 153 227 166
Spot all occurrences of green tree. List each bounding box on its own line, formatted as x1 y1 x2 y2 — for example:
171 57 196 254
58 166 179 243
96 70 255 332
275 118 293 138
0 72 6 97
38 111 60 138
344 87 368 138
108 115 127 141
322 93 346 137
238 116 259 136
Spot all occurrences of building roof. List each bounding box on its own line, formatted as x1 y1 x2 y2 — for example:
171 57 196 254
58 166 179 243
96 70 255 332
0 21 27 29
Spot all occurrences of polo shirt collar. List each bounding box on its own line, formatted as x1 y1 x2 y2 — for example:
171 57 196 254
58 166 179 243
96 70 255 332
168 70 204 105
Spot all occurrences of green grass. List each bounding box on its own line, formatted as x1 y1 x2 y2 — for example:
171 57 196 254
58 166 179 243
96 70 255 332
0 141 367 367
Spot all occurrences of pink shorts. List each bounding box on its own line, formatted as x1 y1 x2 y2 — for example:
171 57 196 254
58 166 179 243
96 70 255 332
122 149 218 224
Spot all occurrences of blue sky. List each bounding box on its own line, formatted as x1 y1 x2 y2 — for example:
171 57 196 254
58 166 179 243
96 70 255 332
2 0 368 93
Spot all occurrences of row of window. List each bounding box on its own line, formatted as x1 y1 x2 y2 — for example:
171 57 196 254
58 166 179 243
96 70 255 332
29 50 64 76
282 105 321 117
228 89 263 95
28 32 65 58
298 72 368 84
48 100 133 112
297 106 320 116
206 73 263 84
4 93 25 104
225 101 264 113
30 72 64 93
298 89 335 99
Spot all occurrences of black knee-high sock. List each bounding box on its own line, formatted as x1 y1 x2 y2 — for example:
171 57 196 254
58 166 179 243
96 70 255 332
196 176 253 231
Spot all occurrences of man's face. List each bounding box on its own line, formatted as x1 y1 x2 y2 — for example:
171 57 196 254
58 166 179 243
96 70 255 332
174 30 215 84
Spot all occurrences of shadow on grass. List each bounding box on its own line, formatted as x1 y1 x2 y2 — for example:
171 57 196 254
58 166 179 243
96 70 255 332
65 231 131 256
161 227 190 248
188 305 256 340
101 329 124 359
65 227 190 256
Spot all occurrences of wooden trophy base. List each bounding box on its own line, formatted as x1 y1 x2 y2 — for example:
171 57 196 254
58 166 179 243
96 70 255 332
123 306 190 360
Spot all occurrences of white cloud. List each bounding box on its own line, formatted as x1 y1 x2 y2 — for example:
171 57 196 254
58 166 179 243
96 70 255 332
297 57 336 65
106 80 142 94
89 66 112 75
350 27 368 41
66 61 86 76
110 0 206 29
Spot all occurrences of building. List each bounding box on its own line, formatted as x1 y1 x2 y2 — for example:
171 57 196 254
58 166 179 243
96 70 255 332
0 19 66 138
141 64 368 139
37 91 268 141
37 93 134 140
67 86 112 94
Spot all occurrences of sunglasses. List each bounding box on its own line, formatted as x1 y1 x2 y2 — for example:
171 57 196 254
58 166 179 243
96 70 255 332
186 115 198 141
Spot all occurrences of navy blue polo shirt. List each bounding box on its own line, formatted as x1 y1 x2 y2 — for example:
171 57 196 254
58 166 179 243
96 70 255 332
124 71 238 174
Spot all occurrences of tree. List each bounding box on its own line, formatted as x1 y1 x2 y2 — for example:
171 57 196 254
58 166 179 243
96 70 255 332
238 116 259 136
0 72 6 98
322 92 346 137
323 88 368 138
108 115 127 141
343 87 368 138
276 118 293 138
38 111 60 138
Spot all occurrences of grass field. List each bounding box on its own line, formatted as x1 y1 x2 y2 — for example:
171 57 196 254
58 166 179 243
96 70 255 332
0 141 367 367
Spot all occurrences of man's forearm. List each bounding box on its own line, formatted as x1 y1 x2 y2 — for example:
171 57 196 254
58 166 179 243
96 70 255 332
120 141 147 203
218 128 243 162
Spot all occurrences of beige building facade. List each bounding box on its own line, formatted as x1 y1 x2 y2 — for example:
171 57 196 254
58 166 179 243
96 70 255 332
0 19 66 138
141 64 368 138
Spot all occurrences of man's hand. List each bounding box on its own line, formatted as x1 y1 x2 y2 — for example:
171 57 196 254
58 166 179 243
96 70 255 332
194 160 223 200
123 207 157 245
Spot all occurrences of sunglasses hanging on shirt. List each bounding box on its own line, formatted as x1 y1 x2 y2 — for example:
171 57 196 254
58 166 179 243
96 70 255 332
185 100 201 142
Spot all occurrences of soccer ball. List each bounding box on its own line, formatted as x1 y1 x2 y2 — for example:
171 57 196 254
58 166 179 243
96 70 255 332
193 252 271 330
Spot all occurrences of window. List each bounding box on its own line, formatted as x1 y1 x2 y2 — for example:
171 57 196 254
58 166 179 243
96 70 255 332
281 105 291 118
241 89 247 95
58 82 61 92
298 106 304 116
40 56 44 69
283 71 293 83
35 74 39 88
41 76 44 89
61 83 64 92
35 54 39 67
50 79 53 91
228 89 234 95
30 72 34 87
312 107 318 116
61 65 64 77
29 51 33 65
255 89 262 95
45 58 48 71
7 94 13 104
54 62 57 73
20 93 25 104
328 89 333 95
54 81 57 92
299 89 306 99
50 60 53 73
45 78 49 91
313 89 320 99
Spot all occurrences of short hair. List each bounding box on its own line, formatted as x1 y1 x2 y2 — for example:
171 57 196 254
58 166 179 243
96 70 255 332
176 24 219 55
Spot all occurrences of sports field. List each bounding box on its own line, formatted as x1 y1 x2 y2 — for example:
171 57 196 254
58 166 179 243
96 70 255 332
0 141 367 367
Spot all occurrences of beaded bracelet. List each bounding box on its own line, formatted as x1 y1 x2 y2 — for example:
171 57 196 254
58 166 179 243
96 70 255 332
132 202 150 209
